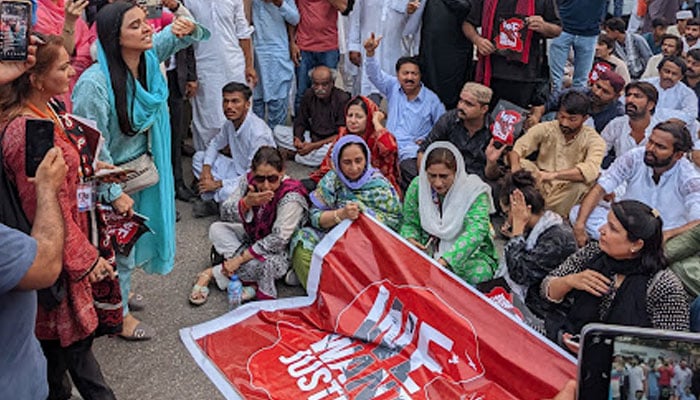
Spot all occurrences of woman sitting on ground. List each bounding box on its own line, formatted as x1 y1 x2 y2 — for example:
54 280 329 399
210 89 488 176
290 134 402 288
498 170 577 318
307 96 400 195
189 146 308 305
400 141 498 285
541 200 689 343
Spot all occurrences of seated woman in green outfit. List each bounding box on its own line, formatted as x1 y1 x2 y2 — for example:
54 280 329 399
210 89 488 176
400 141 498 285
289 135 402 288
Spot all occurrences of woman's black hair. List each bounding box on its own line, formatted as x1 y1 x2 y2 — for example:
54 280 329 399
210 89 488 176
424 147 457 172
96 1 147 135
251 146 284 172
346 96 368 115
499 170 546 214
611 200 667 274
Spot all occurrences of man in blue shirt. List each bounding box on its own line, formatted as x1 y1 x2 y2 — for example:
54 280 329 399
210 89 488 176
363 33 445 191
1 147 66 400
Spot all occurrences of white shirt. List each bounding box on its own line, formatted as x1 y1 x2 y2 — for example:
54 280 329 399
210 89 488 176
643 77 699 125
601 114 660 156
203 110 276 178
683 37 700 53
598 147 700 230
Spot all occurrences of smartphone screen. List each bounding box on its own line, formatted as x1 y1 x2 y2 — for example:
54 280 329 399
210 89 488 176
578 324 700 400
25 119 54 178
0 0 31 61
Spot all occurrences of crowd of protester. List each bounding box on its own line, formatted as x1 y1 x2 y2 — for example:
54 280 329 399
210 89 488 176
2 0 700 398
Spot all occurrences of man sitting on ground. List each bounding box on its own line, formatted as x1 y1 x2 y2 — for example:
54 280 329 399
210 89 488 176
683 18 700 54
643 34 683 79
572 121 700 294
604 17 653 79
192 82 275 217
508 90 606 217
644 55 698 125
363 32 445 192
274 66 350 167
600 81 659 168
684 48 700 120
416 82 493 182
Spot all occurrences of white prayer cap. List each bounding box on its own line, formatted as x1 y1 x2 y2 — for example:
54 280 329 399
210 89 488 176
677 10 693 21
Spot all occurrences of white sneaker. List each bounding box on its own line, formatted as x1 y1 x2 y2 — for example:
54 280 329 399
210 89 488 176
285 269 300 286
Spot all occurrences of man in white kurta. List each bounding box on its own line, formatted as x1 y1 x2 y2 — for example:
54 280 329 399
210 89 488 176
192 84 276 204
346 0 420 102
643 56 699 126
188 0 255 150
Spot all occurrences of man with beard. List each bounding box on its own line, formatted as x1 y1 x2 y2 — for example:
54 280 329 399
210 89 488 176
643 56 698 126
274 66 350 167
192 82 275 217
534 69 625 135
572 121 700 281
600 81 659 168
683 18 700 54
363 33 445 191
415 82 493 181
508 91 606 217
643 34 683 79
683 48 700 121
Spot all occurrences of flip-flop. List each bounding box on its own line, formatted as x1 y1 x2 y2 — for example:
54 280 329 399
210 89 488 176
128 293 146 311
189 284 210 306
119 322 155 341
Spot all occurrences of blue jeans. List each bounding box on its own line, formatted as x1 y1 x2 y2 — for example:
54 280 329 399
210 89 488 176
253 98 288 129
294 49 339 113
549 32 598 91
603 0 623 18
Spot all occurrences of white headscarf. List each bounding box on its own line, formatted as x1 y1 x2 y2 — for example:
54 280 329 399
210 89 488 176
418 142 495 259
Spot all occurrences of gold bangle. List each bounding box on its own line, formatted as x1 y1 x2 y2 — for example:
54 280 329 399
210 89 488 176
333 210 342 224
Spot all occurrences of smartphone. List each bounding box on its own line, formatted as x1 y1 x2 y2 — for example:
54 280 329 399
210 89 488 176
577 324 700 400
136 0 162 19
0 0 32 61
25 119 54 178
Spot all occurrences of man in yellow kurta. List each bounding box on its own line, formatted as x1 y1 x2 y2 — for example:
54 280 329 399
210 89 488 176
508 91 606 217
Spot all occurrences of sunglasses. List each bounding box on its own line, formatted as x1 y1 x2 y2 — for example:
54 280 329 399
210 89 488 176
252 174 280 184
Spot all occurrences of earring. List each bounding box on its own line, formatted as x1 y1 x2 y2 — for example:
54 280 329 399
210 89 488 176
630 248 638 253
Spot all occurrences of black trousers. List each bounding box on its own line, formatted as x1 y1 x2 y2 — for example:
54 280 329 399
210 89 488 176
40 335 115 400
167 69 187 186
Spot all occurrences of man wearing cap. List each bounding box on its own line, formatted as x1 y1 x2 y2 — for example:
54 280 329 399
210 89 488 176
668 10 693 39
416 82 494 181
643 55 698 125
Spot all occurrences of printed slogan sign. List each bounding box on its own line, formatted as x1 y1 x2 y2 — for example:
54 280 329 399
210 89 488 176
180 216 576 399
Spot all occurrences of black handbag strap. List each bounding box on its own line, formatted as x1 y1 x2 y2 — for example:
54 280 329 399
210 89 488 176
0 118 32 234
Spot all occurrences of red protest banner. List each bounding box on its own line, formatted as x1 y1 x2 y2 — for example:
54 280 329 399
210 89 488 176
180 215 576 399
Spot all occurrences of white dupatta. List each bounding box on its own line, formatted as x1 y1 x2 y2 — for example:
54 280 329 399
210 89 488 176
418 142 495 259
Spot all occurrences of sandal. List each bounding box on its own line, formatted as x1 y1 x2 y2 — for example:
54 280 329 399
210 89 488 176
119 321 155 341
189 271 211 306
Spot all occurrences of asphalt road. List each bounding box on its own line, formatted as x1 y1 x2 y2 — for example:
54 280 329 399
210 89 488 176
87 159 311 400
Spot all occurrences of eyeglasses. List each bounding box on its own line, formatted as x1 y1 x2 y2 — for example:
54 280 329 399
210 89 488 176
252 174 280 184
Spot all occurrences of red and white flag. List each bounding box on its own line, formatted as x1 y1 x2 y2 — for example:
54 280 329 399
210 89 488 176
180 215 576 399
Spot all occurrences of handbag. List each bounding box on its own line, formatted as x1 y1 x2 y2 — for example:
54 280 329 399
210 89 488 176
118 152 159 194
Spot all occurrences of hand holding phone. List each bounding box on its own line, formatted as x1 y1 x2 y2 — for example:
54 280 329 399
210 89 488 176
25 119 55 178
0 0 32 61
